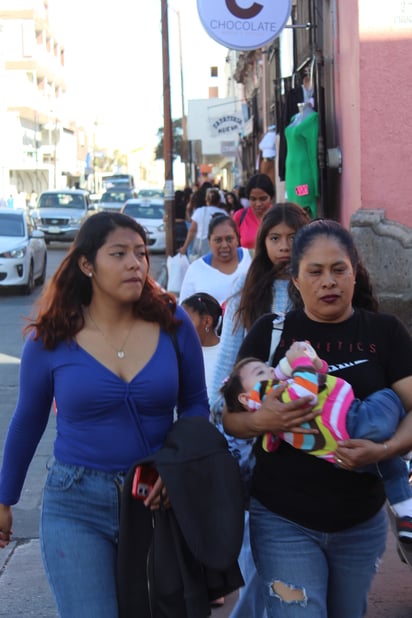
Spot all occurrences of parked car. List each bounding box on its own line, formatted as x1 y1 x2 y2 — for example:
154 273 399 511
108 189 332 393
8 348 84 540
121 199 165 252
0 208 47 294
31 189 95 244
97 188 136 212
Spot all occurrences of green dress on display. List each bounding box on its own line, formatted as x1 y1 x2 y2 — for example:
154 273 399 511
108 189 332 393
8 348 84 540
284 109 319 218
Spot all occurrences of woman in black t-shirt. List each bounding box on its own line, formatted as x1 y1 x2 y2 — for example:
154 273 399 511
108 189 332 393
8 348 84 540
223 219 412 617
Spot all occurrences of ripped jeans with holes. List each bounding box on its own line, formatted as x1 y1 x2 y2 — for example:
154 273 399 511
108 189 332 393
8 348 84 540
249 498 387 618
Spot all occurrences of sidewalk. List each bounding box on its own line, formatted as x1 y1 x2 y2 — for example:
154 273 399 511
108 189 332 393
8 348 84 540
0 383 58 617
0 539 57 617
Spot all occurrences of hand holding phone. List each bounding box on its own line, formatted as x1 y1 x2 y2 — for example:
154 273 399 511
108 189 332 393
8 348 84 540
131 465 159 501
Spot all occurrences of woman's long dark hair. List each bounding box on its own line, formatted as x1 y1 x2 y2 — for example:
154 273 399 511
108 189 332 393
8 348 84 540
25 212 179 348
225 191 242 213
235 203 310 331
288 219 379 311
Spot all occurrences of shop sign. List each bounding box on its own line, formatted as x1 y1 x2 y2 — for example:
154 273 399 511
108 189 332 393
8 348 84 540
197 0 292 50
220 140 238 156
209 113 243 137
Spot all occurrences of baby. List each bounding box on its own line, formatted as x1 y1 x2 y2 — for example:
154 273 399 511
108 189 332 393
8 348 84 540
221 341 412 543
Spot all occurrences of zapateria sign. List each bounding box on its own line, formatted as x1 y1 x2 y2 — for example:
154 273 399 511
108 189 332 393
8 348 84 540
209 114 243 137
197 0 292 51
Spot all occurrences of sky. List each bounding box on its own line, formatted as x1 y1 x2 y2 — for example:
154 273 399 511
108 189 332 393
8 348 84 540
51 0 228 151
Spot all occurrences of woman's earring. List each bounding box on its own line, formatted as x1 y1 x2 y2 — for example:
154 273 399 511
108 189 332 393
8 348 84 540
88 272 93 278
205 326 210 333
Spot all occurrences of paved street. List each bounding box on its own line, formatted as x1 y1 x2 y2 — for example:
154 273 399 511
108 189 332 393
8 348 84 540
1 245 412 616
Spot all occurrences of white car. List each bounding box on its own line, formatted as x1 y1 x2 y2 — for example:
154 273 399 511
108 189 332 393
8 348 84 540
121 199 165 252
31 189 95 243
97 188 136 213
0 208 47 294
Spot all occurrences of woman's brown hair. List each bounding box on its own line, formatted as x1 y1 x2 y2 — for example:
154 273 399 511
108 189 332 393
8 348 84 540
235 203 310 331
25 212 180 349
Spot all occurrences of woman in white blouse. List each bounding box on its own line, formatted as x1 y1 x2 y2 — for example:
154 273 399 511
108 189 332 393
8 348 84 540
178 214 251 306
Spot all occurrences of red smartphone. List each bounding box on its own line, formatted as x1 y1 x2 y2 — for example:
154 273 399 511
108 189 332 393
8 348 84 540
131 465 159 500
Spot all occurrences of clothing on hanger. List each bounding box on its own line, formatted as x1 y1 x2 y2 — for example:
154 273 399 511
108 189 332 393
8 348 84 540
289 102 315 127
278 57 316 180
259 125 277 159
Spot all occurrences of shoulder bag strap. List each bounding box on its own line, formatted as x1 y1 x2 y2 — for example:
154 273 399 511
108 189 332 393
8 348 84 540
239 207 248 226
267 313 285 365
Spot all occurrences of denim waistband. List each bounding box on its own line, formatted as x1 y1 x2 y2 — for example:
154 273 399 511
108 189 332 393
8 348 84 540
47 457 129 479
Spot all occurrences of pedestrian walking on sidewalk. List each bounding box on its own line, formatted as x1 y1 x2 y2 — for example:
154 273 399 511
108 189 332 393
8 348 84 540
0 211 209 617
224 219 412 617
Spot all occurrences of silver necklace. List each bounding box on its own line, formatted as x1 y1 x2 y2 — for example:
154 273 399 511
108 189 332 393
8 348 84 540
88 309 134 359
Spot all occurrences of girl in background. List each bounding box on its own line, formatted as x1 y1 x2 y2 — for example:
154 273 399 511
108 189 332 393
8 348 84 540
181 292 222 402
210 203 310 415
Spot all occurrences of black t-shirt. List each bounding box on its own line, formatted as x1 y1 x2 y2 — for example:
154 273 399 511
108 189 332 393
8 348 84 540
237 308 412 531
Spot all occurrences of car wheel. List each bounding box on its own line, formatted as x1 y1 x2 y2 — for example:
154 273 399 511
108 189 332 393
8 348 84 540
22 262 35 295
36 254 47 285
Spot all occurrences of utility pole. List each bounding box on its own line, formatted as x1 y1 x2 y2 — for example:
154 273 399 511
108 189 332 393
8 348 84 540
161 0 176 256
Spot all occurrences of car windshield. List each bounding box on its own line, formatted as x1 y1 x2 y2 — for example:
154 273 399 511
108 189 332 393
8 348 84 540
0 214 24 237
38 193 85 209
124 204 164 219
100 191 130 203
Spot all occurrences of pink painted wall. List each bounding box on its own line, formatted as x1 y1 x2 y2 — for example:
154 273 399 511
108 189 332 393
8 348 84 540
335 0 361 228
337 1 412 228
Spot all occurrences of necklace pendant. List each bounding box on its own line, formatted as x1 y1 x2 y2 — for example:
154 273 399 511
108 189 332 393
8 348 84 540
117 350 125 359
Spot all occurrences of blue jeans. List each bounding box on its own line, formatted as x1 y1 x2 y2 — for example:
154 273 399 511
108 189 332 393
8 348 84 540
230 511 267 618
348 387 411 504
40 459 126 617
249 498 387 618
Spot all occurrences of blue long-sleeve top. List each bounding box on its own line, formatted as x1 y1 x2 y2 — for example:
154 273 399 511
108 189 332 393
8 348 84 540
0 306 209 505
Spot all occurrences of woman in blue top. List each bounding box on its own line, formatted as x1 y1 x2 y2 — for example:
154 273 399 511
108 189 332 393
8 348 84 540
0 212 209 617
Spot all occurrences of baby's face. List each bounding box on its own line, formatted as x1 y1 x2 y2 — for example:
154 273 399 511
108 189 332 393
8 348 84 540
239 361 275 392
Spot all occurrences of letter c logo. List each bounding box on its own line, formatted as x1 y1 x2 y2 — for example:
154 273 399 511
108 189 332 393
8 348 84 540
225 0 264 19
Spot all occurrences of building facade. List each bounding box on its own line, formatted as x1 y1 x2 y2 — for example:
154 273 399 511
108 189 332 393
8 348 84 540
217 0 412 326
0 0 89 202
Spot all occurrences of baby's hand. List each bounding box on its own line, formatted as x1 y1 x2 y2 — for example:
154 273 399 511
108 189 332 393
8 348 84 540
286 341 322 370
